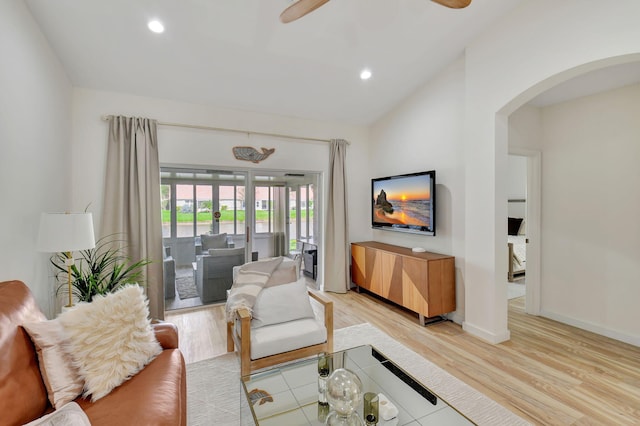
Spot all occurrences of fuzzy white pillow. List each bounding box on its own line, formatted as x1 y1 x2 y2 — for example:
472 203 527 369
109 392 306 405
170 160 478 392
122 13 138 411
58 285 162 402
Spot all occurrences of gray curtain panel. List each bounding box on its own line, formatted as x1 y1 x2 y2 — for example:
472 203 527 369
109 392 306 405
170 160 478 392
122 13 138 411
324 139 349 293
102 116 164 319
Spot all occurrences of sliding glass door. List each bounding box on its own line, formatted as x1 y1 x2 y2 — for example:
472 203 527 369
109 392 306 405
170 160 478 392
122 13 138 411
161 167 320 293
249 172 319 261
161 168 247 266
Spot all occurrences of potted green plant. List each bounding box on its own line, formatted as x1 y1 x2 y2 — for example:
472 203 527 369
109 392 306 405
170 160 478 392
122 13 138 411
51 234 151 303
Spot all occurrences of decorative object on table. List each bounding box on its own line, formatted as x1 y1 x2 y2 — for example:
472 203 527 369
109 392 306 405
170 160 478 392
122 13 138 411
37 212 96 308
232 146 275 163
326 368 363 426
377 393 399 421
363 392 379 425
318 402 330 423
248 388 273 406
318 351 332 405
48 233 150 303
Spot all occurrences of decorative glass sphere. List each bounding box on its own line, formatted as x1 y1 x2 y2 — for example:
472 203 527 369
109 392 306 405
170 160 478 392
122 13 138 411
326 368 363 417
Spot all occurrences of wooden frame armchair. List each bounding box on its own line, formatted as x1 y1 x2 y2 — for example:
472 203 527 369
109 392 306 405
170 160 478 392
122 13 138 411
227 288 333 377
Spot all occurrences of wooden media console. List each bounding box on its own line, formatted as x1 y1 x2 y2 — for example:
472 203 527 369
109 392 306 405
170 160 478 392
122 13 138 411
350 241 455 325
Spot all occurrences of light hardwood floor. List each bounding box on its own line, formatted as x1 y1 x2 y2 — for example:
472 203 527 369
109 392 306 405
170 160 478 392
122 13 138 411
165 290 640 425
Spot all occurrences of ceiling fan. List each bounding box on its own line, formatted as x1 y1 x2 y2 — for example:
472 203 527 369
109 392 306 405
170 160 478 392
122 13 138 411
280 0 472 23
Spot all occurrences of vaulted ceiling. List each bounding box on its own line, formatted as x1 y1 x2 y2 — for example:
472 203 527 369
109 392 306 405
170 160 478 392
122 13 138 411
25 0 525 125
25 0 640 125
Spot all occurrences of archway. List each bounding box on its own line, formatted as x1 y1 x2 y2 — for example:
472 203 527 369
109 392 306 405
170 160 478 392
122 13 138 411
495 54 640 343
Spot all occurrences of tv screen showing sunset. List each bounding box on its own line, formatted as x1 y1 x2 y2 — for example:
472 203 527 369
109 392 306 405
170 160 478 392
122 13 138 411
372 174 432 228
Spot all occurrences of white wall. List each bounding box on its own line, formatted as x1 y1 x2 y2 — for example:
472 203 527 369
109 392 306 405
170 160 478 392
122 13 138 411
462 0 640 343
536 84 640 345
508 106 542 152
70 88 370 287
369 57 466 322
0 0 73 317
506 156 526 202
506 156 526 219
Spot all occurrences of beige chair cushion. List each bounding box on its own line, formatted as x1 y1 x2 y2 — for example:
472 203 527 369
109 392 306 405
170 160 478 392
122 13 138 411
249 318 327 360
200 233 228 250
208 247 244 257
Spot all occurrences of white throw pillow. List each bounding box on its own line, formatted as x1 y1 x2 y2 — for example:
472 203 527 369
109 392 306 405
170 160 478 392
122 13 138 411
58 285 162 402
24 402 91 426
251 278 315 328
22 319 84 409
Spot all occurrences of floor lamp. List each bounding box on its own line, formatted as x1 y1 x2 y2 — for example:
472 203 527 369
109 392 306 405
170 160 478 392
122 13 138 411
37 212 96 308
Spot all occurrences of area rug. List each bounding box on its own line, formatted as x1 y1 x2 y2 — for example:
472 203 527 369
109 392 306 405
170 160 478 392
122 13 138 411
176 267 198 299
186 323 531 426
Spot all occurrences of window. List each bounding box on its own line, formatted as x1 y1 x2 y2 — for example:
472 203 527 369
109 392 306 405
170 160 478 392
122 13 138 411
161 168 246 238
288 188 297 250
298 184 315 240
254 186 272 233
219 185 245 235
176 184 195 237
161 184 171 239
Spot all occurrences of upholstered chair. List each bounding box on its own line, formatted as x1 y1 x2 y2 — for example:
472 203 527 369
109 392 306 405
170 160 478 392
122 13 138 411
196 247 245 303
163 246 176 299
227 261 333 377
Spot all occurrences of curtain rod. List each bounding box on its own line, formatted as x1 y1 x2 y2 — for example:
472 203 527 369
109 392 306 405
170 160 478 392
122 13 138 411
100 115 338 144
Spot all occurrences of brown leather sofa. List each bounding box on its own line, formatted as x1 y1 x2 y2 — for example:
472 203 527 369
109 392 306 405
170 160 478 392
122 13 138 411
0 280 187 426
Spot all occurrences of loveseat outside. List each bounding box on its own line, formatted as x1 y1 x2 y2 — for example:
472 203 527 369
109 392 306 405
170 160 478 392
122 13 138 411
0 280 186 426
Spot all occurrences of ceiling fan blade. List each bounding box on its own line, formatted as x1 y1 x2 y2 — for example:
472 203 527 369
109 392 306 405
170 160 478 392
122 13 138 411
280 0 331 23
431 0 472 8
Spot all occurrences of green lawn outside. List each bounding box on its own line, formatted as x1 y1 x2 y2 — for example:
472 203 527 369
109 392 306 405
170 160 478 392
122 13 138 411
161 210 311 223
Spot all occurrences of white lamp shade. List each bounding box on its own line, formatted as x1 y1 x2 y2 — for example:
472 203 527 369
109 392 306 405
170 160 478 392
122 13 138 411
37 212 96 253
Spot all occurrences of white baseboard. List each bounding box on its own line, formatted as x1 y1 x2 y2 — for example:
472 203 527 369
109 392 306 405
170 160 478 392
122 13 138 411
462 321 511 344
540 309 640 347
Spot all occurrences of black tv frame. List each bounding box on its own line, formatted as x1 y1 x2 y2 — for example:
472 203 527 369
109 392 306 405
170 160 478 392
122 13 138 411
371 170 436 236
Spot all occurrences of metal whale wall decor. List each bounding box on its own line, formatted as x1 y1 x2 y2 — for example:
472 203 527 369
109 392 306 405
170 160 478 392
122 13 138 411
232 146 275 163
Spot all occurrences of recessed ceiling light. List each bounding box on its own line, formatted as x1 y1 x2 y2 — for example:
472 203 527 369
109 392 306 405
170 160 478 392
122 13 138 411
360 69 372 81
148 20 165 34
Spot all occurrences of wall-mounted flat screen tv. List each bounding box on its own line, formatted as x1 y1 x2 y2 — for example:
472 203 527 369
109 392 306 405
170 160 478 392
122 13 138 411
371 170 436 236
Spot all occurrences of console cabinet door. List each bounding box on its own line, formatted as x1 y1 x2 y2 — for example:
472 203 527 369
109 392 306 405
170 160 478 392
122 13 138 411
402 257 430 315
427 257 456 315
381 252 403 305
403 257 456 317
365 247 382 294
351 243 366 287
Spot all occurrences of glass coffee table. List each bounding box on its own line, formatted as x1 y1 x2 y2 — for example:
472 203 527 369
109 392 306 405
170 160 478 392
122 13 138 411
241 345 475 425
